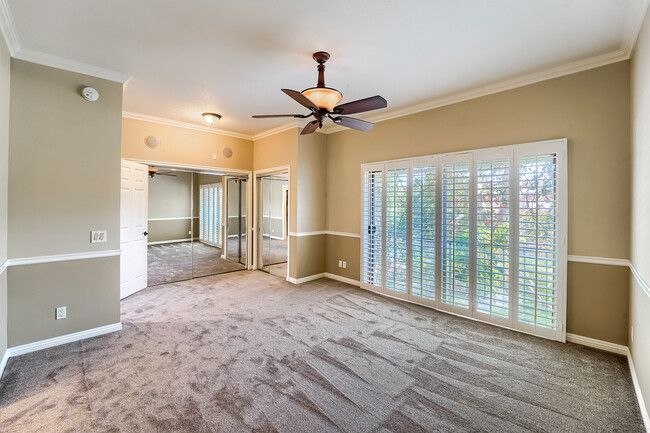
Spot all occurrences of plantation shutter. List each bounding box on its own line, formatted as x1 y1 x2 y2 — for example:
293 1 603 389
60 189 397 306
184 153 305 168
362 167 383 289
199 188 205 240
517 152 561 331
360 139 566 341
199 184 223 247
441 158 472 309
385 164 409 294
475 155 511 320
411 162 437 300
216 184 223 247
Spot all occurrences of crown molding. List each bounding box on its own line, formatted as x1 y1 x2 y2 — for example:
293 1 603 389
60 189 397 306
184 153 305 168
122 111 256 140
252 122 299 140
123 111 300 141
324 48 630 134
13 48 130 83
0 0 19 55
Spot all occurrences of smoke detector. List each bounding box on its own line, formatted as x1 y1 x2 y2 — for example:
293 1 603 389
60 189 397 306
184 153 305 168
81 87 99 102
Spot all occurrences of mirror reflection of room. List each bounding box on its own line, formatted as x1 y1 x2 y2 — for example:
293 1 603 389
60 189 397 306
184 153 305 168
146 168 247 286
194 173 246 277
258 174 288 277
226 178 247 266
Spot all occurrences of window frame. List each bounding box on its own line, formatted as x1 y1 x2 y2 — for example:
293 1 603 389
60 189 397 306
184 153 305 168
359 139 567 342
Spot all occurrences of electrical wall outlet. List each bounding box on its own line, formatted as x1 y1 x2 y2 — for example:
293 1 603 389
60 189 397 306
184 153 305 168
338 260 342 267
56 306 67 320
91 230 107 243
342 261 347 269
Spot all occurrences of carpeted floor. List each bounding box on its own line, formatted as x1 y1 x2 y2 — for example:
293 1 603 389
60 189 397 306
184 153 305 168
148 241 245 286
259 236 288 266
0 272 644 432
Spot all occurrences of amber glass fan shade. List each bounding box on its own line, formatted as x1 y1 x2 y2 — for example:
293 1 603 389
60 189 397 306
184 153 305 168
301 87 342 111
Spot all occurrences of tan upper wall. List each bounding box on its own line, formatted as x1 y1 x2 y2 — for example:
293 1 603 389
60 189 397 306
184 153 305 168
297 132 326 233
327 61 631 259
122 117 253 172
8 59 123 257
253 128 298 233
632 10 650 280
0 32 11 363
630 5 650 418
149 171 192 219
0 36 8 265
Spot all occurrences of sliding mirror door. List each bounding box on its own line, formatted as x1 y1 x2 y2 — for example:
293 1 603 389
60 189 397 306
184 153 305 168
226 178 248 266
257 174 289 276
147 170 193 285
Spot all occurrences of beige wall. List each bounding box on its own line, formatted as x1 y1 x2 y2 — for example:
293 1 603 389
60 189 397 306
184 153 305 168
297 132 327 233
122 117 253 172
327 62 630 259
9 60 123 257
254 128 298 278
567 262 629 345
253 128 298 232
8 257 120 346
7 60 123 347
148 171 193 243
326 61 631 344
0 31 10 364
630 6 650 418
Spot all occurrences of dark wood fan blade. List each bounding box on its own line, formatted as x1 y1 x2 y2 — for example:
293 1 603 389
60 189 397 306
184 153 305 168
252 114 304 118
333 95 387 115
300 120 319 135
334 116 374 132
282 89 318 111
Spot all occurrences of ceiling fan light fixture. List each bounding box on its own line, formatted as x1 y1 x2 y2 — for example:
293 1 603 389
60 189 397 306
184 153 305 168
202 112 222 125
301 87 342 111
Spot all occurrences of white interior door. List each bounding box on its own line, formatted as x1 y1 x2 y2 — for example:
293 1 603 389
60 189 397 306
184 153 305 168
120 159 148 299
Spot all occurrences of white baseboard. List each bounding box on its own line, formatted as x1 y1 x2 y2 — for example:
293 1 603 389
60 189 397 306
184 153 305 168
566 333 628 355
324 272 361 286
0 349 9 380
627 348 650 431
6 323 123 359
288 273 326 284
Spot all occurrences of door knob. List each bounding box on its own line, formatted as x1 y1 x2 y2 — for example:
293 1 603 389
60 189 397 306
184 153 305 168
143 231 149 236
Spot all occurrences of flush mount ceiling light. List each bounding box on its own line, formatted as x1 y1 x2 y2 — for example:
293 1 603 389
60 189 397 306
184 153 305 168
202 112 222 125
252 51 387 135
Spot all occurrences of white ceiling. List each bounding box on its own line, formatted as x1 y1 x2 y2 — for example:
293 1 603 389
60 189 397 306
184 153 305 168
1 0 648 137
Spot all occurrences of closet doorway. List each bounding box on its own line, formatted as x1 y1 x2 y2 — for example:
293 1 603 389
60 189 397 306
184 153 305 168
256 171 289 278
145 166 250 287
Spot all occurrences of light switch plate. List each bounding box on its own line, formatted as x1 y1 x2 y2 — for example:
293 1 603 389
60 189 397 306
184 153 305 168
91 230 107 243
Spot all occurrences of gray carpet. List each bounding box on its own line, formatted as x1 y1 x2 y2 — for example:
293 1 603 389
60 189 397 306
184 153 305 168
260 236 288 267
0 272 644 432
148 241 245 286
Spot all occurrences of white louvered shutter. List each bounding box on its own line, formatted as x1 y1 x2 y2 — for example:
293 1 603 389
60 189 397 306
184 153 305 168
363 168 383 288
385 165 409 294
475 157 511 319
441 159 471 309
411 163 437 300
517 153 560 330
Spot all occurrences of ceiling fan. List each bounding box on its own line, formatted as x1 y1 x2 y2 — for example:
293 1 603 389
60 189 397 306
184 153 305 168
148 168 177 178
252 51 387 135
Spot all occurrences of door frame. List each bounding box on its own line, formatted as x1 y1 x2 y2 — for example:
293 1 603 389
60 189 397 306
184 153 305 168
253 165 291 281
123 158 254 271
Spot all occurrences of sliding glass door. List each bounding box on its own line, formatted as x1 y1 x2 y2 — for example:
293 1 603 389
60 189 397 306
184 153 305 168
360 139 567 341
